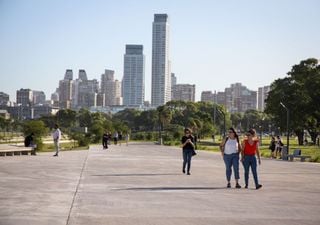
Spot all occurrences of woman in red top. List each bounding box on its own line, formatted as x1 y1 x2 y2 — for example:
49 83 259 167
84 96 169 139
241 129 262 189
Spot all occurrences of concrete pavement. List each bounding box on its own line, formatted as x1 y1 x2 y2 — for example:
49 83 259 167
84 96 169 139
0 142 320 225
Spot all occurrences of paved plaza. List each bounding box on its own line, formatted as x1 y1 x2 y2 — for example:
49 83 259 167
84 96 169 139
0 142 320 225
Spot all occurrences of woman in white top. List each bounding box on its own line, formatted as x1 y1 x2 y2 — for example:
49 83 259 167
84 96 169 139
220 127 242 188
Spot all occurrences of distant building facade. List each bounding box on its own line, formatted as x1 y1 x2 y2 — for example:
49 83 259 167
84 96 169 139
16 89 33 106
201 91 215 103
58 79 72 109
171 84 195 102
33 91 46 105
101 70 122 106
0 92 9 106
258 85 270 111
122 45 145 106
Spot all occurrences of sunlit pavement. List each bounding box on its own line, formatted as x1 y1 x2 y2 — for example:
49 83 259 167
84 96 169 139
1 142 319 225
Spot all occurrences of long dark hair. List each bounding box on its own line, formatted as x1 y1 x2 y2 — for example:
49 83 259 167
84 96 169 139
229 127 239 143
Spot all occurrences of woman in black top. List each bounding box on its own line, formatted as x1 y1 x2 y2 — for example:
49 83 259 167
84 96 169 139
269 136 276 158
181 128 195 175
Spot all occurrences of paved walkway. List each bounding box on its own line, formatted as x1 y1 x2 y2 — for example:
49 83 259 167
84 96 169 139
0 143 320 225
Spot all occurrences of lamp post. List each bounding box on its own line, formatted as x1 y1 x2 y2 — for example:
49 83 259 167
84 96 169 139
280 102 290 152
158 110 162 145
218 108 226 138
213 106 226 138
259 125 262 146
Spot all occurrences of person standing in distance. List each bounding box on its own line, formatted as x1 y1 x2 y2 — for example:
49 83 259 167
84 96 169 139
53 124 61 157
102 131 109 149
181 128 195 175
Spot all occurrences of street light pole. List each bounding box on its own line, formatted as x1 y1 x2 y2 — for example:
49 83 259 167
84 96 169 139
280 102 290 152
213 106 226 138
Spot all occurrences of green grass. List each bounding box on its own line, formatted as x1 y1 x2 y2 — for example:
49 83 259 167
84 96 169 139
165 136 320 163
38 142 89 152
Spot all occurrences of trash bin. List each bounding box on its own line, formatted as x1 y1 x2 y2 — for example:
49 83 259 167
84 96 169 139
282 146 288 160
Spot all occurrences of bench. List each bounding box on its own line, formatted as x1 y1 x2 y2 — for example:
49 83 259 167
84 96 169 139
0 146 35 156
288 149 311 162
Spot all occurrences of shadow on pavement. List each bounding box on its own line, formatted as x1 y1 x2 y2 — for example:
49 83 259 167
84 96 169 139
92 173 180 177
117 186 227 191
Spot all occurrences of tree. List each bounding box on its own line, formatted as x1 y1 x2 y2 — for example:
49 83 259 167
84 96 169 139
265 58 320 145
230 112 243 130
56 109 77 128
22 120 48 150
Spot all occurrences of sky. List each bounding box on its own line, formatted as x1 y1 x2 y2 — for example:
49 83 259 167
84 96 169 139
1 0 319 102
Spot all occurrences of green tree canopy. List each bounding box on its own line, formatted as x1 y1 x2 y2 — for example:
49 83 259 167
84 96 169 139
265 58 320 144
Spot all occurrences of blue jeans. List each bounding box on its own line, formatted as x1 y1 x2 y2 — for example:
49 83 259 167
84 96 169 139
183 149 193 172
243 155 259 187
223 153 240 182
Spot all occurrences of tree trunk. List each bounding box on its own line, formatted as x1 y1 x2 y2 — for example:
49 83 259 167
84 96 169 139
295 129 304 145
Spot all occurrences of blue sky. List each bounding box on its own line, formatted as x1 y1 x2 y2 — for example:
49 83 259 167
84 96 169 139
1 0 319 102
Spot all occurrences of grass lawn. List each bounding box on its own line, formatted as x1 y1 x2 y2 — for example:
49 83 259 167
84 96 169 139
165 136 320 163
39 142 89 152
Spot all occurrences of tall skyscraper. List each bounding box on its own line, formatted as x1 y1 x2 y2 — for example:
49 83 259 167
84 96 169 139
78 69 88 81
114 80 122 106
59 80 72 109
171 73 177 87
64 69 73 80
122 45 145 106
101 70 115 106
151 14 171 106
101 70 122 106
78 79 99 108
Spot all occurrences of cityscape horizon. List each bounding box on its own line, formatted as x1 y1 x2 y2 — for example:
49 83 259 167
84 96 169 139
1 1 319 103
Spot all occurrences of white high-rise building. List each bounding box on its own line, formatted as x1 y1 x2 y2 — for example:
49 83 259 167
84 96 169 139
123 45 145 106
101 70 115 106
151 14 171 107
258 86 270 111
101 70 122 106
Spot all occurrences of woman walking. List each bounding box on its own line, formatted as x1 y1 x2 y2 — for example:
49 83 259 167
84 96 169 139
241 129 262 189
220 128 242 188
181 128 195 175
269 136 276 158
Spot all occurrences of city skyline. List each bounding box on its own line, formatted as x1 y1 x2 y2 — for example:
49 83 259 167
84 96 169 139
1 0 320 102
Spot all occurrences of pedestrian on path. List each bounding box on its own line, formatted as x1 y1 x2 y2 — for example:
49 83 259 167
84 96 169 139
118 132 123 146
102 131 109 149
113 131 118 145
181 128 196 175
220 127 242 188
241 129 262 189
275 135 283 159
269 136 276 158
52 124 61 157
125 133 130 146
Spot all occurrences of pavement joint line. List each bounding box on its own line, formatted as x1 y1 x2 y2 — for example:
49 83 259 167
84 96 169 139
65 149 90 225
